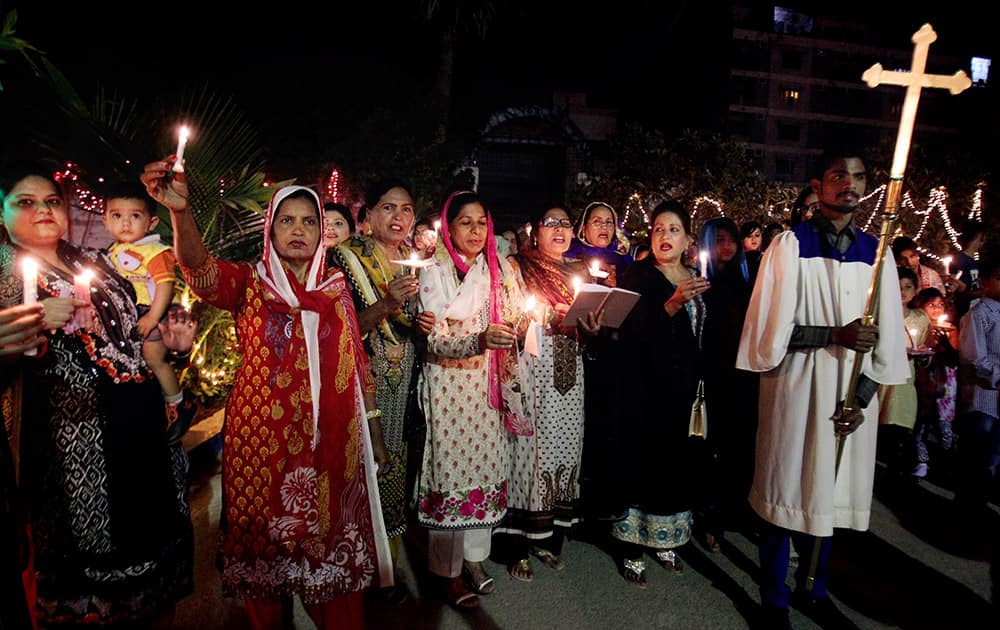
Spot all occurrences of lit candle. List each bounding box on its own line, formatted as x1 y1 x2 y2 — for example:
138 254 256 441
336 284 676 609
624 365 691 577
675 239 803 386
433 220 441 233
936 314 948 328
699 250 709 278
524 294 536 313
409 252 419 276
589 260 609 279
908 327 919 349
22 258 38 356
942 255 953 275
74 269 94 305
172 125 190 174
525 224 532 237
21 257 38 306
74 269 94 329
572 276 582 297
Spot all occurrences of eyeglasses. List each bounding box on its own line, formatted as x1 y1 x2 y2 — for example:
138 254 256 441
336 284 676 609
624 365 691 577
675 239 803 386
541 218 573 229
588 219 616 228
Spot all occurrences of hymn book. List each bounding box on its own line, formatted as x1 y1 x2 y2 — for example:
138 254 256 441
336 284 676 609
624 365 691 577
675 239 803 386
562 283 640 329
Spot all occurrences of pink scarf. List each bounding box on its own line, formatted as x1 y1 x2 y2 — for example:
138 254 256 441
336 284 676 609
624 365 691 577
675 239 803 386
438 190 503 411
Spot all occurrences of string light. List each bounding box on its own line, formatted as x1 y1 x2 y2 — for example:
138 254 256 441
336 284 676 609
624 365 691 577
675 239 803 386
325 168 341 203
969 184 984 221
53 162 104 214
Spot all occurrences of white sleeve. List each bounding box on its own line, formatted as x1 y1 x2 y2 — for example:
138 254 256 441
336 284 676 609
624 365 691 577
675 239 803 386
736 231 799 372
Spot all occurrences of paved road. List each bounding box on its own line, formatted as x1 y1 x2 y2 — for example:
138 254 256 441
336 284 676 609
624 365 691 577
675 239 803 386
172 443 998 629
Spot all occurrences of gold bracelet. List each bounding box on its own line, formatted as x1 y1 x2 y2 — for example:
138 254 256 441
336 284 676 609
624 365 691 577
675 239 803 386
366 409 382 421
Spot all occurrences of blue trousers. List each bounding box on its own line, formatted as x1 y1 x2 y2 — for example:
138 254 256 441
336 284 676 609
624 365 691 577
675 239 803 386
759 524 832 608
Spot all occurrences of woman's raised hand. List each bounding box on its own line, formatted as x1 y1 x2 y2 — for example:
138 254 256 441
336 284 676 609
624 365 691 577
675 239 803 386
0 303 45 357
140 157 189 213
385 275 419 311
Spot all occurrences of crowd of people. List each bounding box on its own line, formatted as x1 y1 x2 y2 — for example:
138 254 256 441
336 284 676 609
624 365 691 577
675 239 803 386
0 147 997 630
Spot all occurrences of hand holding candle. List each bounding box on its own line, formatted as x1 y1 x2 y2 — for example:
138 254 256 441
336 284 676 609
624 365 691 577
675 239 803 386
172 125 190 174
908 327 919 349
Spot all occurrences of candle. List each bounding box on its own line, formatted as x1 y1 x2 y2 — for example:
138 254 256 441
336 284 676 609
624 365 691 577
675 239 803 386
73 268 94 330
942 255 952 275
409 252 419 276
21 257 38 306
524 295 536 313
525 224 532 237
74 269 94 305
572 276 582 297
433 220 441 233
22 258 38 356
936 315 948 328
589 260 609 279
172 125 190 174
908 327 919 349
699 250 708 278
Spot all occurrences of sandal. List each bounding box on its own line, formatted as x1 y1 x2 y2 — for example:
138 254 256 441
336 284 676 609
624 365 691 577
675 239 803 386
441 575 479 609
530 545 565 571
508 558 534 582
463 561 495 594
622 558 648 589
655 549 684 574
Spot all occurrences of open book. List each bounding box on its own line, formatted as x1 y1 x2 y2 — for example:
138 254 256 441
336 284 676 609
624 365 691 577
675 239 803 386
562 283 640 329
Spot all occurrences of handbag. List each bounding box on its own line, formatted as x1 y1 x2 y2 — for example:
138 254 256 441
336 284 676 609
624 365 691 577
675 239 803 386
688 379 707 438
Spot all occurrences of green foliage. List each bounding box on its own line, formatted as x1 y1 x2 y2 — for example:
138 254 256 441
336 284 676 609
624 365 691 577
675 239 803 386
0 7 43 91
570 125 770 239
5 29 281 413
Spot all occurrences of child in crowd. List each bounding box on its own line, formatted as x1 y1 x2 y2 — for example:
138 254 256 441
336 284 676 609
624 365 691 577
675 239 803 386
103 182 184 423
879 267 930 477
912 287 959 478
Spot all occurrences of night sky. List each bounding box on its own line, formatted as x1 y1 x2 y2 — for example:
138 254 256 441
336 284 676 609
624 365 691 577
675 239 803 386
3 0 994 174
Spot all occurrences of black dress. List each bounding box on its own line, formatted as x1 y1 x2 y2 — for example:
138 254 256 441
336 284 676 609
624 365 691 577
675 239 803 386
595 257 703 550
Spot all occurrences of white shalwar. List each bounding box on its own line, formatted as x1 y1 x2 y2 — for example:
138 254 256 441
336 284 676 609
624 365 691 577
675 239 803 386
736 225 909 537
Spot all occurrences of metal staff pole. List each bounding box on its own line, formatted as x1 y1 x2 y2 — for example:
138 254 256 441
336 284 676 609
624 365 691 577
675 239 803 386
804 23 971 593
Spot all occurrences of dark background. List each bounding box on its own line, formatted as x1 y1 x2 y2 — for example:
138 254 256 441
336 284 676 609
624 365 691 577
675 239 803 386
3 1 994 176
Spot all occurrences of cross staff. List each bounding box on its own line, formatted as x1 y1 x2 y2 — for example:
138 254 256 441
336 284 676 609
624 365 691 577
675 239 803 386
806 23 971 593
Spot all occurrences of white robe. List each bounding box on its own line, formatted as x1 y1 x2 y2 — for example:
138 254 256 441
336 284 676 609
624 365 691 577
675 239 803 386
736 226 909 537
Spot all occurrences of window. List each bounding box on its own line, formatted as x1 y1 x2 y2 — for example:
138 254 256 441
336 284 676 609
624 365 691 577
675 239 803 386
782 88 800 105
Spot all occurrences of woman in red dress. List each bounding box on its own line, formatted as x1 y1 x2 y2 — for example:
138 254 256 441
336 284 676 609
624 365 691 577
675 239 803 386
142 158 391 629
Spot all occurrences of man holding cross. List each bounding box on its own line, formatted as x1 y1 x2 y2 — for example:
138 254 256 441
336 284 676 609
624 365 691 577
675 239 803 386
737 150 909 627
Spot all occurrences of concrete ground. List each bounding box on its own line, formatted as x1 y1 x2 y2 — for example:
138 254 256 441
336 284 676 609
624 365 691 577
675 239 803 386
172 440 998 629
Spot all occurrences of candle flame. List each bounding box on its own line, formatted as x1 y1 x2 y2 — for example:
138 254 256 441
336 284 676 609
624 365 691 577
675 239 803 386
590 260 600 274
433 220 441 232
76 269 94 283
942 256 952 266
524 295 536 311
179 125 190 142
699 250 708 263
22 257 37 276
937 315 947 324
572 276 582 295
909 328 919 336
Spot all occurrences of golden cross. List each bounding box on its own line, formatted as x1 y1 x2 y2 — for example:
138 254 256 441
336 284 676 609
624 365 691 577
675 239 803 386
862 23 972 177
